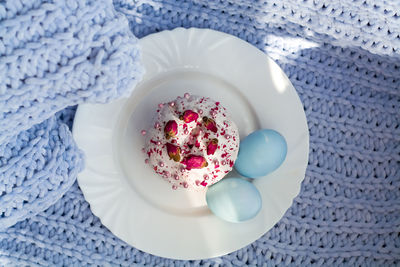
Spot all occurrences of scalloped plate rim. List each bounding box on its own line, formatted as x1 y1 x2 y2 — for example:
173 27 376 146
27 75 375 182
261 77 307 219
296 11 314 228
73 27 309 260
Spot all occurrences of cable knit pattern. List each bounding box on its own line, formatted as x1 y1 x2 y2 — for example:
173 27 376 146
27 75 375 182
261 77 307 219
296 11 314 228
0 115 84 230
0 0 142 232
0 0 143 144
1 0 400 266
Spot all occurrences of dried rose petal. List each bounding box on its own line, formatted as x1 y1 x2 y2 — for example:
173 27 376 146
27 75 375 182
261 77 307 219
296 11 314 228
180 110 199 123
200 181 208 187
203 117 218 133
207 138 218 155
164 120 178 139
166 143 181 162
181 155 208 170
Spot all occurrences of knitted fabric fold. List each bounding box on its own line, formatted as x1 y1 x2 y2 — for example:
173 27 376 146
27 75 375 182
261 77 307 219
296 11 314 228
1 0 400 265
0 0 144 144
0 115 84 230
0 0 143 229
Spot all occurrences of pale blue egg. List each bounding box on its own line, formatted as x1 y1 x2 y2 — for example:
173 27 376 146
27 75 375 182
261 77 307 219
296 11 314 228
235 129 287 178
206 178 262 223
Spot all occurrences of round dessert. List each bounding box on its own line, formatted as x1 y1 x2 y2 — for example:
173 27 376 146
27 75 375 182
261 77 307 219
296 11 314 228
142 93 239 190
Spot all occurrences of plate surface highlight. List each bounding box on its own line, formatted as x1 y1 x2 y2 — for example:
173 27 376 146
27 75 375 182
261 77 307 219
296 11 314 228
73 28 309 260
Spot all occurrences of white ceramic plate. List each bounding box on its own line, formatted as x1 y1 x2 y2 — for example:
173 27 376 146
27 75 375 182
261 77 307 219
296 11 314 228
73 28 309 260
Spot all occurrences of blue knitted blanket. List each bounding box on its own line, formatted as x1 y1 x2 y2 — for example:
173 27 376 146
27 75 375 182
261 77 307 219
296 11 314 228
1 0 399 266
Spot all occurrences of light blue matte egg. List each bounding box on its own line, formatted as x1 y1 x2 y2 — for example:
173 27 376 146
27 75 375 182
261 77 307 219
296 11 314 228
235 129 287 178
206 178 262 223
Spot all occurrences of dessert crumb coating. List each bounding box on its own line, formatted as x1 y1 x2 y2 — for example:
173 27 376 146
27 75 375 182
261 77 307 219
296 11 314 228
142 93 240 190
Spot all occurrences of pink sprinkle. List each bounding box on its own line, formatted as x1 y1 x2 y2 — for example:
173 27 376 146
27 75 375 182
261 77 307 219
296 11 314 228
159 162 164 167
141 130 147 136
195 180 200 186
154 122 160 129
158 103 164 108
163 170 170 177
184 129 189 135
211 110 217 117
145 159 149 164
183 182 189 188
184 93 190 99
221 160 226 166
156 141 162 145
169 102 175 107
172 185 178 190
203 174 209 180
173 174 179 180
225 134 231 139
198 109 203 114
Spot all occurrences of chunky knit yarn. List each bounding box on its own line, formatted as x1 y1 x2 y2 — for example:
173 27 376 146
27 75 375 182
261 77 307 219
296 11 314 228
0 115 84 230
0 0 143 144
0 0 142 230
1 0 400 266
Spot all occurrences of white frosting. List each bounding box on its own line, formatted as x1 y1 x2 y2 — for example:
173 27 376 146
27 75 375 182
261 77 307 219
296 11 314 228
143 95 239 191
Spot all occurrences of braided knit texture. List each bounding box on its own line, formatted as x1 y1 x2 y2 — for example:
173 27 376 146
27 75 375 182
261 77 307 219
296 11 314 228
1 0 400 266
0 0 143 144
0 115 84 230
0 0 143 231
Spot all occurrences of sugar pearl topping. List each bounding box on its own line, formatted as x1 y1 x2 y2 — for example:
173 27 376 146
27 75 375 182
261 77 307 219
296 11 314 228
143 94 239 191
